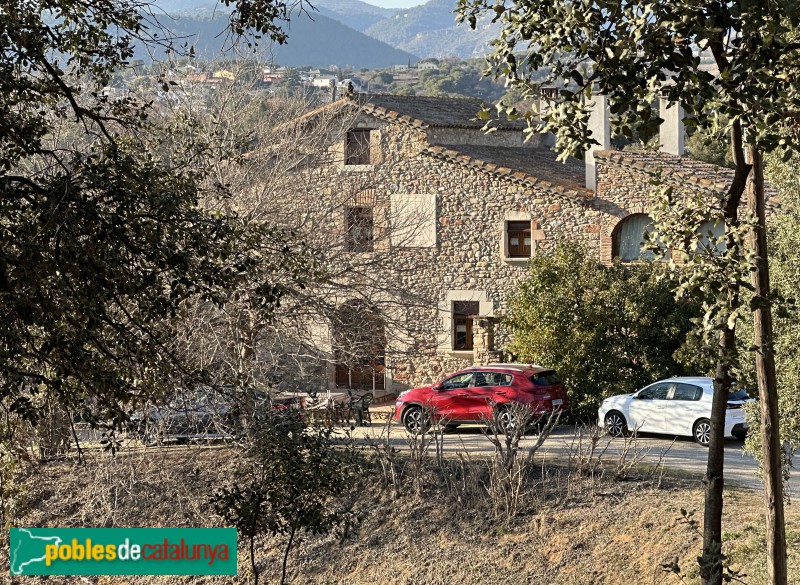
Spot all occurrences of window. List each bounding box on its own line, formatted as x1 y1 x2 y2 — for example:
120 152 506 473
441 372 473 390
474 372 513 387
345 129 372 165
638 382 672 400
531 370 561 386
672 383 703 401
613 213 664 261
452 301 479 350
345 207 374 252
696 220 726 256
507 221 532 258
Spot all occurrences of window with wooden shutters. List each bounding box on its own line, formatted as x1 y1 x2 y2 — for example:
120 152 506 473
452 301 479 350
345 129 372 165
345 207 374 252
507 221 532 258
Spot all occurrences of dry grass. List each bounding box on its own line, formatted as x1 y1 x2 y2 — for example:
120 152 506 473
3 439 800 585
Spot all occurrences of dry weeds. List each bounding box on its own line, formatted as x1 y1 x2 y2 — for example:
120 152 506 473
3 439 799 585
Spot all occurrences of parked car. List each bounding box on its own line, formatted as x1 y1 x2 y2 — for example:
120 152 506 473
598 376 753 446
394 364 568 433
131 387 305 444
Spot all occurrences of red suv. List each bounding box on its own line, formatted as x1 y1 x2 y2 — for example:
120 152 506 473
394 364 568 433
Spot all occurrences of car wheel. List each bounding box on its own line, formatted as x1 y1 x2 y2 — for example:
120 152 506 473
693 418 712 446
604 411 628 437
402 405 430 434
497 407 519 435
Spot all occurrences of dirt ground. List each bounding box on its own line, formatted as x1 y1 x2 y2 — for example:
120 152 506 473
4 444 800 585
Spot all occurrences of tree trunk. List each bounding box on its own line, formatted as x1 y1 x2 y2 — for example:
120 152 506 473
700 327 734 585
746 145 788 585
280 525 296 585
235 314 258 437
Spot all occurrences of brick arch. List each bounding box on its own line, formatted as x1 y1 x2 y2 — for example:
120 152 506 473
599 206 651 264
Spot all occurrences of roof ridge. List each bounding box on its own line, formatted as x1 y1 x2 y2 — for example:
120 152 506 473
351 92 487 103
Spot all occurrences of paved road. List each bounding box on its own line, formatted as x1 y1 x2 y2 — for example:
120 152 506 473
351 421 800 494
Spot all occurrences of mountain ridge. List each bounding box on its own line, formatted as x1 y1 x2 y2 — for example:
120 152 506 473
149 0 501 61
136 8 418 68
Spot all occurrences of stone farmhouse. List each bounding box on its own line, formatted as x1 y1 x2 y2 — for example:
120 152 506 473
298 92 738 400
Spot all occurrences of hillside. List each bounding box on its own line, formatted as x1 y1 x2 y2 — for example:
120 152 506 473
148 0 501 62
134 10 418 68
314 0 397 32
363 0 506 59
10 446 800 584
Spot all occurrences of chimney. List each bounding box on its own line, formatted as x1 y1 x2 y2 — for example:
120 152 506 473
585 94 611 192
538 86 559 117
538 86 559 148
659 97 685 156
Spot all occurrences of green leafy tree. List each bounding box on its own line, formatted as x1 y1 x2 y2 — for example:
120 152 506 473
767 154 800 455
742 153 800 462
0 0 311 432
505 245 702 420
457 1 799 581
212 413 362 585
685 128 734 169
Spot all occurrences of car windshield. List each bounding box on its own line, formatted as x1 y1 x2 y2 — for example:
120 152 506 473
729 388 750 401
531 370 560 386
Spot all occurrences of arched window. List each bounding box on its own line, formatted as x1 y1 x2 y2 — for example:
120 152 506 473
612 213 659 261
696 220 725 256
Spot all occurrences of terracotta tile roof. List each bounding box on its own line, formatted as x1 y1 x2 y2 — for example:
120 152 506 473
422 144 592 200
347 93 528 130
595 150 780 206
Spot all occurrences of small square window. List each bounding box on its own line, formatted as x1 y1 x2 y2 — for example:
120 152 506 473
345 129 372 165
507 221 532 258
345 207 374 252
452 301 479 350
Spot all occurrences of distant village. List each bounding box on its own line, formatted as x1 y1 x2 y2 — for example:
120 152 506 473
103 57 507 105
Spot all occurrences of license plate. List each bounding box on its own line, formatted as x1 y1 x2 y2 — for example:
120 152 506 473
552 399 563 407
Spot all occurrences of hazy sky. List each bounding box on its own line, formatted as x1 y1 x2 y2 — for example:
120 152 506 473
363 0 425 7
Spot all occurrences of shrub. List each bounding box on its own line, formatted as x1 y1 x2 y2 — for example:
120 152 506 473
504 244 704 420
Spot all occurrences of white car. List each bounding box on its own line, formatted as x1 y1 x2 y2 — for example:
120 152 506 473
598 377 752 446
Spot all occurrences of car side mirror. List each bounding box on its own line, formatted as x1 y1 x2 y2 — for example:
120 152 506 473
432 382 443 392
632 394 641 400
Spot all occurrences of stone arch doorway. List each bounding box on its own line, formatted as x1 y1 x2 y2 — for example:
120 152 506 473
332 300 386 393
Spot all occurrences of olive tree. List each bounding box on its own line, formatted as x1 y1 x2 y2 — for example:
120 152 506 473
456 1 800 582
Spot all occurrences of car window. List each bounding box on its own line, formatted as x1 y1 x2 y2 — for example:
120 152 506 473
638 383 671 400
473 372 513 387
472 373 490 387
729 388 750 400
441 373 473 390
531 370 561 386
672 383 703 401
